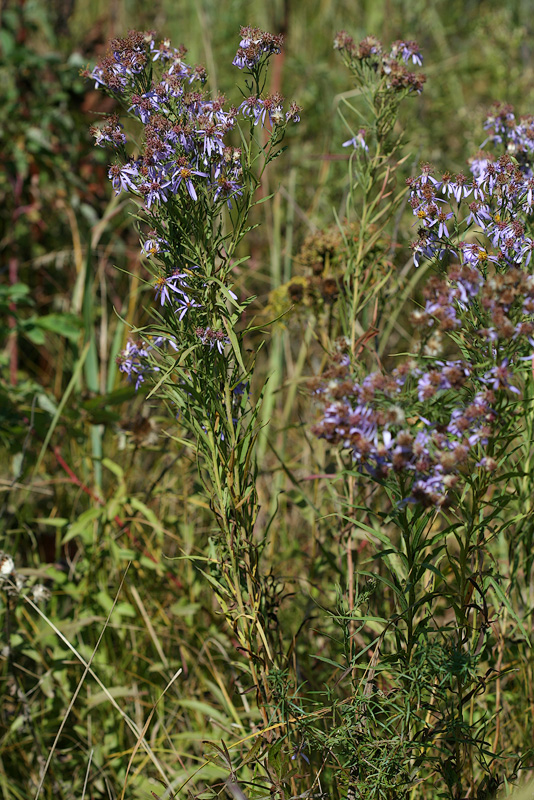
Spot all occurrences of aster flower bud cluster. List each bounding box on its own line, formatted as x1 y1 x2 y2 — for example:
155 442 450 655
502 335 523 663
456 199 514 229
195 326 230 354
267 222 391 323
333 32 425 159
333 32 425 96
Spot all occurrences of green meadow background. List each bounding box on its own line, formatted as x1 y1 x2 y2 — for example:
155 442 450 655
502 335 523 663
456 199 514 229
2 0 534 797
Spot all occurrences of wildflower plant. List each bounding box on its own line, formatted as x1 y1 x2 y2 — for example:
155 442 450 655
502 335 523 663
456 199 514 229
309 36 534 799
87 27 301 730
329 32 425 353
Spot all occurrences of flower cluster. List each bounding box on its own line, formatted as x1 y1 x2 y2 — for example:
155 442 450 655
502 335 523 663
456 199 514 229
407 105 534 366
89 28 300 393
232 26 283 70
313 102 534 508
195 326 229 354
408 155 534 270
116 325 232 389
483 101 534 163
88 30 149 91
333 32 425 95
116 336 180 390
311 350 501 507
0 552 50 603
87 29 299 224
412 263 534 347
90 114 126 148
116 339 156 390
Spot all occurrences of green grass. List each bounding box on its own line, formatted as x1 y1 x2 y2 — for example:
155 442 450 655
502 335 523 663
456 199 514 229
3 1 534 798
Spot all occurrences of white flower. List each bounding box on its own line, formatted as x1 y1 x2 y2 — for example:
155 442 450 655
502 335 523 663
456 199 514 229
32 584 51 604
0 555 14 577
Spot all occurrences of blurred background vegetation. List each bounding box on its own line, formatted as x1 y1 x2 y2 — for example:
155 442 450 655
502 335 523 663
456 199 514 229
2 0 534 797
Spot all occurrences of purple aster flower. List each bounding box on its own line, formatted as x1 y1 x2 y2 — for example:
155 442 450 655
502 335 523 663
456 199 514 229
470 158 497 193
89 65 108 90
213 177 243 209
142 233 169 257
150 38 189 67
239 95 265 125
149 334 179 351
233 380 248 396
417 165 441 188
116 340 155 390
522 178 534 213
159 70 185 99
342 129 369 152
108 162 140 195
261 93 286 126
411 231 450 267
232 27 283 70
195 326 229 353
453 269 482 305
139 174 171 208
390 40 423 66
195 117 226 160
170 164 208 200
424 298 460 327
347 404 377 441
176 294 202 320
464 201 491 228
522 239 534 268
429 210 454 238
154 274 189 305
460 243 498 268
483 360 520 393
200 95 229 124
128 91 161 123
484 103 515 138
285 103 302 123
91 117 126 148
412 472 448 507
451 175 472 203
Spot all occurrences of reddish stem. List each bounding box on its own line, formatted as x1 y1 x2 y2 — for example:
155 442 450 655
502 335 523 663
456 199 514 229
8 256 18 386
